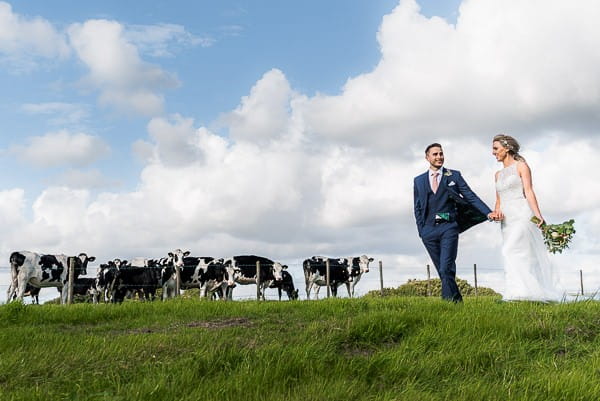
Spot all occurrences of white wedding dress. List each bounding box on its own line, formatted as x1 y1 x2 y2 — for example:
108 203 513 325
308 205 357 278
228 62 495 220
496 163 565 301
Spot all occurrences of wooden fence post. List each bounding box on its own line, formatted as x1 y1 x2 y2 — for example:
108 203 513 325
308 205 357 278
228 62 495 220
67 257 75 305
580 269 584 296
379 260 384 297
256 261 261 301
326 259 331 298
473 263 478 296
426 264 431 297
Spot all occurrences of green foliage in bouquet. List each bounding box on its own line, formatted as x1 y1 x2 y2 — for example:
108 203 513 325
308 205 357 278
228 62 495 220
531 217 576 254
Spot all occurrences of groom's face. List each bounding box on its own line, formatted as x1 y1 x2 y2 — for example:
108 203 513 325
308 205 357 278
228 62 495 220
426 146 444 169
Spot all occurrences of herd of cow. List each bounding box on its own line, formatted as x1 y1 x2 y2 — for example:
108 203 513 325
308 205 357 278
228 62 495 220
5 249 375 304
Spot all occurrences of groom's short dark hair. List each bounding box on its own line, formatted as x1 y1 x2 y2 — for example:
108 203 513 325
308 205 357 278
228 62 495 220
425 143 442 154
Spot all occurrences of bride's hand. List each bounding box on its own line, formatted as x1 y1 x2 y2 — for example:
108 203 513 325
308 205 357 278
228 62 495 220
535 216 545 228
494 210 504 221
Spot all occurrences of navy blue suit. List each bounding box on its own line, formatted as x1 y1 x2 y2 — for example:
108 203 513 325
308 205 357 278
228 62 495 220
413 167 492 301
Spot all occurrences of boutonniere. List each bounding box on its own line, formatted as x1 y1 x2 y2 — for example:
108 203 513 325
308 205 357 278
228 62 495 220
444 170 452 177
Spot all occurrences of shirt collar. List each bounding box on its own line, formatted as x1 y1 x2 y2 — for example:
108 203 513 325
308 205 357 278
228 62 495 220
429 167 443 176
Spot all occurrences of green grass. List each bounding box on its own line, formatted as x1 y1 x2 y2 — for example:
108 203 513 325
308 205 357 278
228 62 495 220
1 297 600 400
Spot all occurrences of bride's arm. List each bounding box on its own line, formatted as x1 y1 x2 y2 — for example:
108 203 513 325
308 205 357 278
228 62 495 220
518 162 544 226
494 171 504 220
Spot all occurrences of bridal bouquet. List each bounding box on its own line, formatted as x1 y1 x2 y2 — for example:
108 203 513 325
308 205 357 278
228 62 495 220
531 217 576 254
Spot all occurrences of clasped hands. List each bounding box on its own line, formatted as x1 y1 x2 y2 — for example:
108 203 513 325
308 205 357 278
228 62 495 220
487 210 504 222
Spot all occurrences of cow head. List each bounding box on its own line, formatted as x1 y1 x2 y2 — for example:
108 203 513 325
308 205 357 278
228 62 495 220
112 258 127 269
168 249 190 269
272 262 286 281
356 255 374 274
71 253 95 276
221 259 238 287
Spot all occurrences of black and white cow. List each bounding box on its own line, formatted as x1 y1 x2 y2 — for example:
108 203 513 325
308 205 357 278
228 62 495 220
345 255 374 297
303 255 373 299
158 249 189 299
223 255 286 300
161 255 236 300
111 261 164 303
268 270 299 301
9 251 96 304
57 277 98 303
303 256 351 299
94 260 125 303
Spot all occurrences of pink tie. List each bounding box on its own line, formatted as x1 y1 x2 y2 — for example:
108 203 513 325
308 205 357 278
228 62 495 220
432 172 439 193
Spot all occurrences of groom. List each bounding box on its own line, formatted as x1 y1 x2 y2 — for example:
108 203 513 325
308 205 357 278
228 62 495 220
413 143 494 302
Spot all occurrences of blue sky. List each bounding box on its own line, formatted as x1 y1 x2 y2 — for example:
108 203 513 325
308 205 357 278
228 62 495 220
1 0 599 301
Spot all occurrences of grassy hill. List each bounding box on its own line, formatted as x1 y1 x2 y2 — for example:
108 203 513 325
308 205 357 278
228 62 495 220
1 297 599 400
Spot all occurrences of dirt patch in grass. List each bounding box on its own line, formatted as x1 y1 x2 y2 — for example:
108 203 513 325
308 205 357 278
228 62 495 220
184 317 253 329
122 317 253 335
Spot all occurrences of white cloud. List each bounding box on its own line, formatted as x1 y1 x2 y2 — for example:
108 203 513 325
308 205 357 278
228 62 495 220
220 69 296 145
21 102 90 127
0 188 25 227
68 19 179 116
0 1 70 70
50 169 121 190
11 130 110 168
125 23 214 57
145 115 204 167
302 0 600 150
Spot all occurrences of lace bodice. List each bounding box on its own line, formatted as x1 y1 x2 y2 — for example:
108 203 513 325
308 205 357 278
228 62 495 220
496 163 525 202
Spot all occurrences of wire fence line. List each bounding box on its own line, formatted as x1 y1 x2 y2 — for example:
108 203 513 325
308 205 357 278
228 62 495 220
0 261 592 304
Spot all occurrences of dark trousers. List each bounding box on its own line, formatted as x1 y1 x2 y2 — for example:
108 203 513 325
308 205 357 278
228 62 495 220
421 222 462 302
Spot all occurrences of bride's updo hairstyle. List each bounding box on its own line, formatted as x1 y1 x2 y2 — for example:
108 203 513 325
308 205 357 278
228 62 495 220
493 134 525 162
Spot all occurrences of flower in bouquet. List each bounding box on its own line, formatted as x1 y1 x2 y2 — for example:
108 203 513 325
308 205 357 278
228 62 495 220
531 217 576 254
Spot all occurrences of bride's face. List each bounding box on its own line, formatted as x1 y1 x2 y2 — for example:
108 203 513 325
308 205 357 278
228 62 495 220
492 141 508 161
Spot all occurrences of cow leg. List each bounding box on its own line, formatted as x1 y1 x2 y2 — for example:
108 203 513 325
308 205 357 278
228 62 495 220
14 276 31 302
92 289 100 304
6 275 16 302
306 280 315 300
216 282 226 301
313 284 321 299
60 283 68 304
278 287 282 301
226 285 234 300
6 281 14 302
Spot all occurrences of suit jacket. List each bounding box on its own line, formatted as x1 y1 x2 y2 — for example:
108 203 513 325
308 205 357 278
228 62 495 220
413 167 492 235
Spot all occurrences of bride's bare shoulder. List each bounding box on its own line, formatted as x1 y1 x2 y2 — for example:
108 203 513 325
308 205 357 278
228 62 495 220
516 160 531 171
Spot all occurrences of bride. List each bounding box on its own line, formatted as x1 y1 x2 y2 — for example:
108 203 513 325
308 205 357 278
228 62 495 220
492 134 564 301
